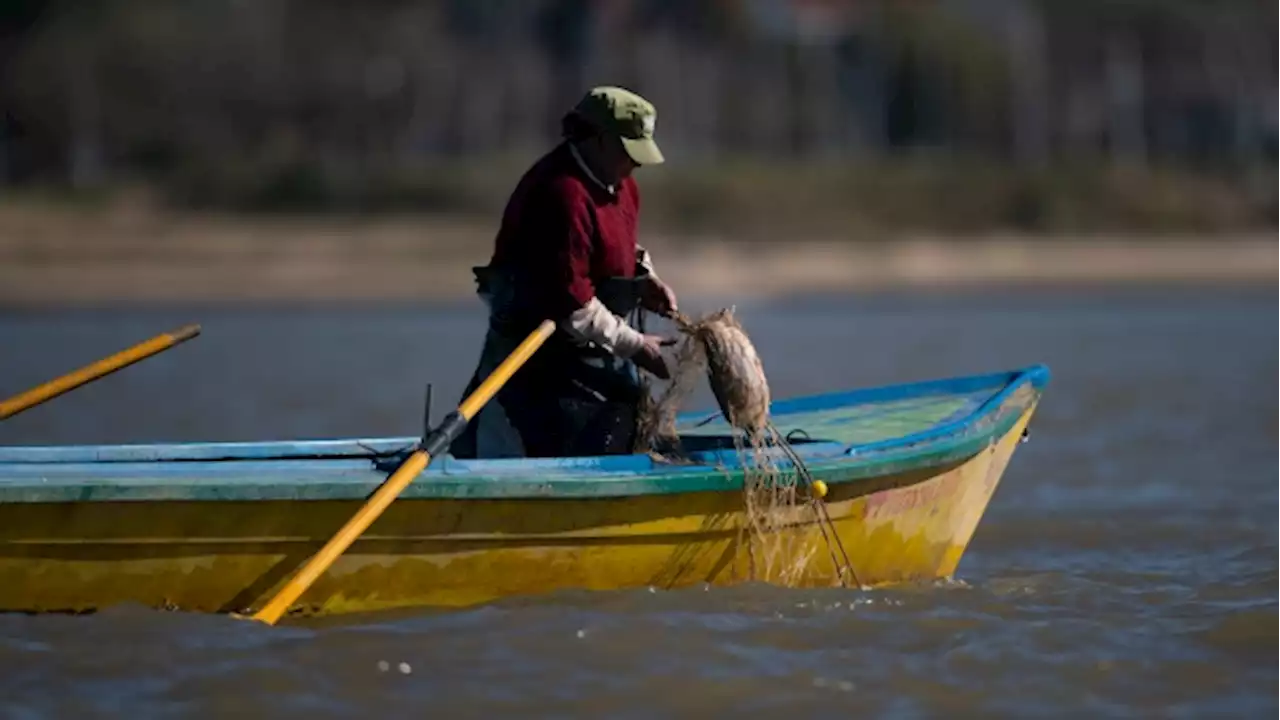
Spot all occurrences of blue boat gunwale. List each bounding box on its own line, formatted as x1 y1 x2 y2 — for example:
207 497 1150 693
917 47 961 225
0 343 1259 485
0 364 1050 502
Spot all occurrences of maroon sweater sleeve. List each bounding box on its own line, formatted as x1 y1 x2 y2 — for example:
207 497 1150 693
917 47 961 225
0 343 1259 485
540 178 598 318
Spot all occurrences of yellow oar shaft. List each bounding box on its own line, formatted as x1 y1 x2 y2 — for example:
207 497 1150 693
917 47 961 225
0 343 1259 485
250 319 556 626
0 324 202 420
250 448 431 625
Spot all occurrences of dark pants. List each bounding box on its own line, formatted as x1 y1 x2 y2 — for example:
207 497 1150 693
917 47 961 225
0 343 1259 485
502 391 638 458
450 331 642 459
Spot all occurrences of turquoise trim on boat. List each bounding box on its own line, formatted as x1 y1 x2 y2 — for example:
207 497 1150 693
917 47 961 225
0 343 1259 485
0 364 1050 503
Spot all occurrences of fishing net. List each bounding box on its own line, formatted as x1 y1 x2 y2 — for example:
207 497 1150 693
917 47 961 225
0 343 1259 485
636 308 859 588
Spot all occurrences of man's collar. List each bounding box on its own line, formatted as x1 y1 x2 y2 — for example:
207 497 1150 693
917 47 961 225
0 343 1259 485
568 142 616 196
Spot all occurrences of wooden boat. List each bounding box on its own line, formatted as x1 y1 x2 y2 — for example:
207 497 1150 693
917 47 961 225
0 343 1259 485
0 364 1049 619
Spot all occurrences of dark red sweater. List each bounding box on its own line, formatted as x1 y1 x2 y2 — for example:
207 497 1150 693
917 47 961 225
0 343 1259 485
488 143 640 322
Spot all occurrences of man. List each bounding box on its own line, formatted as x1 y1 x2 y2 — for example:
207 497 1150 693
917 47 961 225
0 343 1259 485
450 86 679 460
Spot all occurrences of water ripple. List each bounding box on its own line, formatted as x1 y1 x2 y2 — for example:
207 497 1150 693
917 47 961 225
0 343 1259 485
0 288 1274 717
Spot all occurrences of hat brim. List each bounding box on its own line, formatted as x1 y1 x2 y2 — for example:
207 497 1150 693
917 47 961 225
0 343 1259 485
621 136 664 165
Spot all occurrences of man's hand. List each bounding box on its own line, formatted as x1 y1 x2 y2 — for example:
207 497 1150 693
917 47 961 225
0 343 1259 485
632 333 676 380
639 276 678 318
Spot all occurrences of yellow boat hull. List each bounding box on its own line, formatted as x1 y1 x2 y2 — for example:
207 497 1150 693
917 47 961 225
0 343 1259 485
0 404 1035 619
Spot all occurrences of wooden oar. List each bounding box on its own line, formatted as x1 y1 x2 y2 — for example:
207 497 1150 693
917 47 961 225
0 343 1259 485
0 324 202 421
249 319 556 626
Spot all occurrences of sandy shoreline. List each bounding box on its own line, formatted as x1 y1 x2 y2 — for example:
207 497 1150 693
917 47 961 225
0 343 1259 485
0 205 1274 308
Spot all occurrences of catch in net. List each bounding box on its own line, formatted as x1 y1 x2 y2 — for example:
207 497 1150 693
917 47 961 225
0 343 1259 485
636 308 859 588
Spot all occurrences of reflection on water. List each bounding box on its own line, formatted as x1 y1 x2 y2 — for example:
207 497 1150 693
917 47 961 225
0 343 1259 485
0 287 1275 717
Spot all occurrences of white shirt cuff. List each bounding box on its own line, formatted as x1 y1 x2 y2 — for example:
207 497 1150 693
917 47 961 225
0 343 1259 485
636 246 657 277
560 297 646 358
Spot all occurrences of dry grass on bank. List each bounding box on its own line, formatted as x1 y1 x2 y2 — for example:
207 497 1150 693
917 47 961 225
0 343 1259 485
0 191 1274 308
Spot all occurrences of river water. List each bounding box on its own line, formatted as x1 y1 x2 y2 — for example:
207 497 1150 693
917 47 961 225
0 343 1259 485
0 286 1275 718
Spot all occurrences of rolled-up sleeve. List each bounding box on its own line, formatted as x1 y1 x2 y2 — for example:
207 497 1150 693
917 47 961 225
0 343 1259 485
540 181 645 357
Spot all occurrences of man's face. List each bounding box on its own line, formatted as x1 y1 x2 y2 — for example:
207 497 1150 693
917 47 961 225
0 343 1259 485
596 134 639 183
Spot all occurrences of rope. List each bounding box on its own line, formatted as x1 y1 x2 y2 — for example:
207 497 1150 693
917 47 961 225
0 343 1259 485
768 421 862 589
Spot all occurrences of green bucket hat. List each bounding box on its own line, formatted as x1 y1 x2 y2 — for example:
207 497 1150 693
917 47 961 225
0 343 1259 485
572 86 665 166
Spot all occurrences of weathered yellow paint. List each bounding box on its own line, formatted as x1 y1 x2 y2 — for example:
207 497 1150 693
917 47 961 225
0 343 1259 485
0 406 1037 620
250 318 556 625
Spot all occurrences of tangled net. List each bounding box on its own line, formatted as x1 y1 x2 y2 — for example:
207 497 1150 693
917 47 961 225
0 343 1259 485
636 308 858 588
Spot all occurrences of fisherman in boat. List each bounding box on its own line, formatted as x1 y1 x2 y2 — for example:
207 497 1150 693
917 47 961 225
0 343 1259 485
450 86 679 460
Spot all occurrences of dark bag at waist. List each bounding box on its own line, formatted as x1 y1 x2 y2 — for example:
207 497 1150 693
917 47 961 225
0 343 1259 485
473 266 644 404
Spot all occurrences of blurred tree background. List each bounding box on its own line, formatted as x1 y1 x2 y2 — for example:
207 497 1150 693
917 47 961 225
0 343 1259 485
0 0 1274 238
